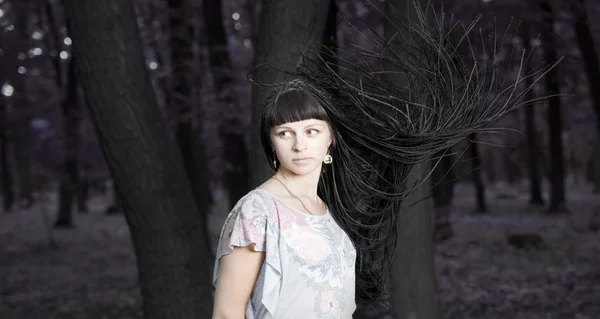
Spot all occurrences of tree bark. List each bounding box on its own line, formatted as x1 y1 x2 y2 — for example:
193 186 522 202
169 0 213 255
469 134 487 213
0 99 14 213
319 0 340 97
11 1 34 208
521 21 544 206
523 109 545 205
386 1 441 318
571 0 600 192
63 0 214 316
249 0 333 186
55 56 80 228
432 150 454 242
244 1 262 46
588 143 600 192
504 147 519 185
105 181 123 215
77 163 90 213
48 4 82 226
540 0 567 213
321 0 338 59
203 0 251 207
392 162 440 319
572 0 600 140
483 147 497 184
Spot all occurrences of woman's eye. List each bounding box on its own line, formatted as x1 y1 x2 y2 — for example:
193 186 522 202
308 129 319 135
278 131 291 137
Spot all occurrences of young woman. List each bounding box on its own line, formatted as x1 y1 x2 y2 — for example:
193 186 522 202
212 4 544 318
212 81 356 319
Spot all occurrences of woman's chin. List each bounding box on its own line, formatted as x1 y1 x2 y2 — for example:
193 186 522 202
280 163 321 176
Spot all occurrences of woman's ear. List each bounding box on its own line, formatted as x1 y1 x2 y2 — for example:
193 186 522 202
326 123 336 148
329 132 336 148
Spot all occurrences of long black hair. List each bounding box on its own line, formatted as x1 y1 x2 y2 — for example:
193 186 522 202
251 2 557 303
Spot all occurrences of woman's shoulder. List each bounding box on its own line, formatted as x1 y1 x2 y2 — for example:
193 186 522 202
254 178 288 197
232 188 276 213
248 188 271 199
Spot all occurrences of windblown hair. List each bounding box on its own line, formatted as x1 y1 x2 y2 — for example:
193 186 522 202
251 1 558 303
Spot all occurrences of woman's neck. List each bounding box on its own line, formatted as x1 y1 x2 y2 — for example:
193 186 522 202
273 168 321 201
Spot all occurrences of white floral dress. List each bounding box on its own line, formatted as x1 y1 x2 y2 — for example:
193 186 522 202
213 189 357 319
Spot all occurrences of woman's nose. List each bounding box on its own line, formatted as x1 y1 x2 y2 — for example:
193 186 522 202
293 136 307 151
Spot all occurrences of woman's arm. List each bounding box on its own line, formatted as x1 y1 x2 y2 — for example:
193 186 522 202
212 244 266 319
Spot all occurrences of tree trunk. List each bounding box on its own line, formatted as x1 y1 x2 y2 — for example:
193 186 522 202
319 0 339 95
249 0 333 186
392 162 440 319
42 0 62 87
470 134 487 213
432 150 454 243
12 101 34 209
169 0 214 256
203 0 250 207
53 8 82 226
220 119 250 206
77 164 90 213
540 0 567 213
0 99 14 213
505 146 522 185
571 0 600 192
523 109 545 205
169 0 198 199
521 22 544 206
321 0 338 58
63 0 214 316
386 1 441 318
244 1 262 46
483 147 497 184
588 143 600 192
11 2 34 209
572 0 600 141
55 56 80 228
105 181 123 215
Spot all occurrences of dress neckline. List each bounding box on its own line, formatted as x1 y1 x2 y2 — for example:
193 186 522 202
253 188 330 218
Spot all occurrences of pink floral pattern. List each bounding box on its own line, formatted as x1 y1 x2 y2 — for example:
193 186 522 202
283 226 331 265
214 190 357 319
321 290 342 318
219 194 268 254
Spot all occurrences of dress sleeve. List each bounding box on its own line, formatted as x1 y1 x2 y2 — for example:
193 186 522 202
212 191 283 317
217 191 270 255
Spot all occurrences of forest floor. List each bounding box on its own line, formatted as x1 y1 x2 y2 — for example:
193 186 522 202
0 182 599 319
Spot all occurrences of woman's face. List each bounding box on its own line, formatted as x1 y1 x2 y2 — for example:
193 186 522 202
271 118 333 175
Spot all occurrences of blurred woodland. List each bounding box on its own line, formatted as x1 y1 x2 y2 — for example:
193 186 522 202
1 0 599 318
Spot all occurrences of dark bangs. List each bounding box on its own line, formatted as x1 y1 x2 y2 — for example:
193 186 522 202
264 87 331 128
